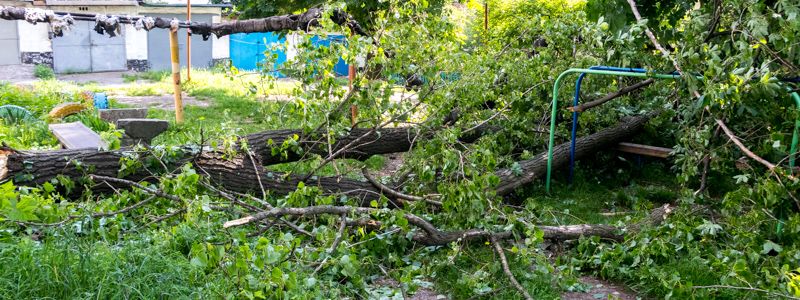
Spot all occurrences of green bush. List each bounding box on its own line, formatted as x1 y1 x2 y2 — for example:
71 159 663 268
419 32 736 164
33 64 55 79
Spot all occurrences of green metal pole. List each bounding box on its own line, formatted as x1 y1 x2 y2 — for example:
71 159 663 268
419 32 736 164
546 69 681 193
789 91 800 169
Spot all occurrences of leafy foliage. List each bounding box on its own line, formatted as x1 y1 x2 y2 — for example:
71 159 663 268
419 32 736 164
33 64 54 79
2 0 800 298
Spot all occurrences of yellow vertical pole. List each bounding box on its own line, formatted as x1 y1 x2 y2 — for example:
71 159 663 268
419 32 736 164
169 27 184 124
186 0 192 82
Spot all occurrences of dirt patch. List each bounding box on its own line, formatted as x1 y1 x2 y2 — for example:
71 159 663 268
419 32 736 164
561 276 640 300
111 94 209 110
375 153 406 179
0 65 36 84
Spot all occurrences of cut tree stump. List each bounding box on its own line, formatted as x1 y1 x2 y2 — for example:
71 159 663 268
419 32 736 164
48 122 107 150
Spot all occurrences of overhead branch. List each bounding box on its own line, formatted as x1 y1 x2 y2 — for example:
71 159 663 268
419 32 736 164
625 0 684 75
0 6 367 40
625 0 702 99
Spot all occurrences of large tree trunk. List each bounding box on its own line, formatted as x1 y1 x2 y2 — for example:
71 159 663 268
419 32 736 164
494 112 657 195
246 127 422 165
2 113 654 200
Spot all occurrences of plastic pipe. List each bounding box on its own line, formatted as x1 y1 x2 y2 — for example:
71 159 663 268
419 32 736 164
569 66 647 183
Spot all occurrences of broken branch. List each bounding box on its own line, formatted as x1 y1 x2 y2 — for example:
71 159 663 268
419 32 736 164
567 78 655 113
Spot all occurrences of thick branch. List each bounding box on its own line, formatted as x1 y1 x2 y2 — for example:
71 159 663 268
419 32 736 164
0 6 366 40
2 113 651 202
568 79 655 112
715 119 796 180
224 203 675 246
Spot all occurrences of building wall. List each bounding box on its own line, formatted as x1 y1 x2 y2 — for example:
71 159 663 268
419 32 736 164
145 0 211 5
146 13 215 70
211 15 229 61
1 3 227 70
123 23 149 71
17 21 53 67
0 20 20 65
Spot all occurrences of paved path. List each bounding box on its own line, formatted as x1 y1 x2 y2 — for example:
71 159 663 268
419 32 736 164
0 65 36 84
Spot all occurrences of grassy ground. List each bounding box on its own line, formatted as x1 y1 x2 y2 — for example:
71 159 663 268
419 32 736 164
0 70 686 299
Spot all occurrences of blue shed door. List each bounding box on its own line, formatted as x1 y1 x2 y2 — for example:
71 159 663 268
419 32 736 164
230 32 286 76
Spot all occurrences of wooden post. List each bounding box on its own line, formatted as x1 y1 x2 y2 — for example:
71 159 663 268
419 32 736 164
348 64 357 126
186 0 191 82
484 1 488 31
169 27 184 124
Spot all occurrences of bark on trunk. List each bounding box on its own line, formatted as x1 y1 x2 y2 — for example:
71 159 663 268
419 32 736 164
494 112 657 195
0 6 366 39
2 113 654 200
246 127 423 165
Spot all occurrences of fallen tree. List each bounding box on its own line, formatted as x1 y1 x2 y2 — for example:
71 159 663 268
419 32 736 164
2 113 656 200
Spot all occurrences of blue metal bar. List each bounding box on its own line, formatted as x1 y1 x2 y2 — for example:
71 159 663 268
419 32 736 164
568 66 647 183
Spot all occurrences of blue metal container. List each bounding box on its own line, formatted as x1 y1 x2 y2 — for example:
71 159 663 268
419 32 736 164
230 32 287 77
93 93 109 109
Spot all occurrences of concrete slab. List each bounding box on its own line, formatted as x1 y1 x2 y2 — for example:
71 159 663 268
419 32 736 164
49 122 106 149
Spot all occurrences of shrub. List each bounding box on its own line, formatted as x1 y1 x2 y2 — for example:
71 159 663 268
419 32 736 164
33 64 55 79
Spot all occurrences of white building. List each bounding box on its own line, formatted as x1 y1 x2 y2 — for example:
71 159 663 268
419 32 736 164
0 0 230 73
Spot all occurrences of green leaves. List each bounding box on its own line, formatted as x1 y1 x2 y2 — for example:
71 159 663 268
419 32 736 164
695 220 723 236
762 240 783 254
0 182 43 222
338 254 360 277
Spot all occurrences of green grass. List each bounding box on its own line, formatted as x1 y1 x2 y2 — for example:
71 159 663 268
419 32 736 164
0 232 227 299
114 69 298 101
122 70 171 83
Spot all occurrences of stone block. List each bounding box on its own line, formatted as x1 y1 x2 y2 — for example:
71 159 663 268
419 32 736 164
116 118 169 145
99 108 148 124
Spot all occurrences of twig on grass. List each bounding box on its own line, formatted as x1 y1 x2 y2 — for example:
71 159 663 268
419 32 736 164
490 236 532 300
